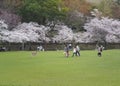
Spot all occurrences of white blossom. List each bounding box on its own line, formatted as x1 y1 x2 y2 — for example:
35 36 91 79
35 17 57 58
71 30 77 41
52 25 73 43
74 32 92 43
106 34 120 43
1 18 120 44
84 17 120 43
13 22 51 43
0 21 51 43
0 20 8 30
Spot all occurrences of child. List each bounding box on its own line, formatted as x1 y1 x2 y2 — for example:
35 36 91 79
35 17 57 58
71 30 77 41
76 45 80 56
97 47 102 57
72 47 77 57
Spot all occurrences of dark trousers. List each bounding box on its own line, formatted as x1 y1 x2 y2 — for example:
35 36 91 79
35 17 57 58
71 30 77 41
72 52 77 57
76 51 80 56
98 52 102 57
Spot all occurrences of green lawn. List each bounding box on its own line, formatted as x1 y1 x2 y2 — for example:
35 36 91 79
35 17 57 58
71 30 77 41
0 50 120 86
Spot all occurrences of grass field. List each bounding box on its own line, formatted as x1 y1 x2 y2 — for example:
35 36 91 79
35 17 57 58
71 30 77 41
0 50 120 86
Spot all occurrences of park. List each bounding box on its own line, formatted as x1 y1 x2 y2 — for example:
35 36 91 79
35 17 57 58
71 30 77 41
0 50 120 86
0 0 120 86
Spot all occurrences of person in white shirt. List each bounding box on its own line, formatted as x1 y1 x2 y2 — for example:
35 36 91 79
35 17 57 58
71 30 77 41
72 47 77 57
76 45 80 56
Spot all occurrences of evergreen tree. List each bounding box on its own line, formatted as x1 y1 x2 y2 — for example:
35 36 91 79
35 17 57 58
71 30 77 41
18 0 68 25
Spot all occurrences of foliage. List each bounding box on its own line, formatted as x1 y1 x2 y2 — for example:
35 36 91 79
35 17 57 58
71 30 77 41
18 0 68 25
63 0 93 15
93 0 120 19
111 1 120 19
114 0 120 5
64 10 86 32
62 0 94 32
0 0 22 10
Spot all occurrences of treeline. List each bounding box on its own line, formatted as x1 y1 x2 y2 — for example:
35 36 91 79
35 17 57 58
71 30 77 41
0 0 120 31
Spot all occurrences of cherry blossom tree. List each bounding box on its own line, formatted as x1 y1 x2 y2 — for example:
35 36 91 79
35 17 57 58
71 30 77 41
0 21 51 50
0 20 9 42
84 17 120 43
84 18 108 43
0 9 21 29
0 20 8 29
74 32 92 43
52 25 73 43
14 22 47 43
1 15 120 49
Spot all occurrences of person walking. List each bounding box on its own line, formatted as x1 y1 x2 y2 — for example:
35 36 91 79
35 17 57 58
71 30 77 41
64 44 69 57
72 47 77 57
97 45 104 57
76 45 80 56
97 46 102 57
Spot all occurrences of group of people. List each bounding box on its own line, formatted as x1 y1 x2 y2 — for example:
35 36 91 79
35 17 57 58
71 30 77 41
32 44 104 57
64 44 104 57
64 44 80 57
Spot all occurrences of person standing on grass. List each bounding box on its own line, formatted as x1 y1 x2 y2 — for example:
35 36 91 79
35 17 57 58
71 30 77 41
97 45 105 57
100 45 104 52
76 45 80 56
64 44 69 57
68 43 72 50
97 46 102 57
72 46 77 57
